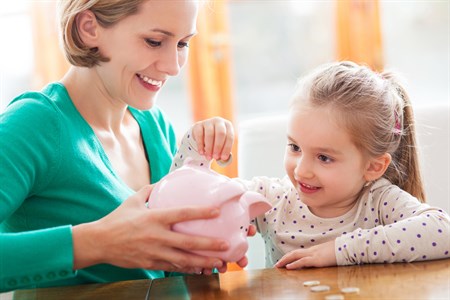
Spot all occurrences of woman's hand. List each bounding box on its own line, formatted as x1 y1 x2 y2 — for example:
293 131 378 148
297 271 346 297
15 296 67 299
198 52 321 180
191 117 234 161
198 224 256 275
275 240 337 269
72 185 230 273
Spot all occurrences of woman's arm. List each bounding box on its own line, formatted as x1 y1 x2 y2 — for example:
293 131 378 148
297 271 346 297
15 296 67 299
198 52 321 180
72 185 229 272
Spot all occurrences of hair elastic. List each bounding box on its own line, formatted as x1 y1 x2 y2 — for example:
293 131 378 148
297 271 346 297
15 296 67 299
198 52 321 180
393 110 402 135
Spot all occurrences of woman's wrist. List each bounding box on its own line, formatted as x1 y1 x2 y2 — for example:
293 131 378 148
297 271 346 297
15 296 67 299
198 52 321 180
72 221 104 270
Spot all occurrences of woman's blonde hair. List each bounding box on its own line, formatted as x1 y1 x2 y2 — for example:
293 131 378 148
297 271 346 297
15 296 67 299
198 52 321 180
58 0 145 67
292 61 425 202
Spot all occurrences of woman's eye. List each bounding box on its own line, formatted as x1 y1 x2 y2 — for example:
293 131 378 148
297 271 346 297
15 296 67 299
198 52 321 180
177 41 189 49
318 154 332 163
287 143 300 152
145 39 161 47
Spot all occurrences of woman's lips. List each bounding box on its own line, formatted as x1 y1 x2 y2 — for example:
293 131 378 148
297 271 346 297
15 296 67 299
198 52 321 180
136 74 163 92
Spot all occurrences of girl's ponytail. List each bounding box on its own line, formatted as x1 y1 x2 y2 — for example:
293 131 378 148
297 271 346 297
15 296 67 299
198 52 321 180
382 73 426 202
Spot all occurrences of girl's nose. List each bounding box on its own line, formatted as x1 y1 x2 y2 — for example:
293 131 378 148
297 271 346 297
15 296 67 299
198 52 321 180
295 157 313 179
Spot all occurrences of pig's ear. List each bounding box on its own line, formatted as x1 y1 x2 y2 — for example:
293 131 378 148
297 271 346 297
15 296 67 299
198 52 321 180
214 180 246 206
240 191 272 219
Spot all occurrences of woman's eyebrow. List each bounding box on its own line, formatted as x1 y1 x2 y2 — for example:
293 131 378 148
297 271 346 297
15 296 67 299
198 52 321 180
150 28 197 38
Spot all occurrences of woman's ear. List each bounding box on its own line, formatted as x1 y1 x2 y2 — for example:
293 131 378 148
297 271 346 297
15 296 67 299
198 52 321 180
75 10 99 48
363 153 392 182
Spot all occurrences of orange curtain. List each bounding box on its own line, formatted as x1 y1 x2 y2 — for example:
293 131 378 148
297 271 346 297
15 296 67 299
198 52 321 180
188 1 240 271
336 0 383 71
187 1 238 178
30 2 69 89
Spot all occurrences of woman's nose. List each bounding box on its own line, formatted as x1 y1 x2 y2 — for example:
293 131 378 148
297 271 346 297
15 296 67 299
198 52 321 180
156 47 182 76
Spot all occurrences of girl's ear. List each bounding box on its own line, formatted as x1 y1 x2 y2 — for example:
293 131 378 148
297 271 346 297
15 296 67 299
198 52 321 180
75 10 100 48
364 153 392 182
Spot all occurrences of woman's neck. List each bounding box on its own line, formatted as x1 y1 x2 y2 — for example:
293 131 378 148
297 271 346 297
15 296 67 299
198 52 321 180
60 66 130 133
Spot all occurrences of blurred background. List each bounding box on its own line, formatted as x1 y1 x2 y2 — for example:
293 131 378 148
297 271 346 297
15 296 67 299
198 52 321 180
1 0 449 177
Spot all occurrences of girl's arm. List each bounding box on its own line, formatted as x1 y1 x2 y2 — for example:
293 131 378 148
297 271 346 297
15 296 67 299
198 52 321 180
336 184 450 265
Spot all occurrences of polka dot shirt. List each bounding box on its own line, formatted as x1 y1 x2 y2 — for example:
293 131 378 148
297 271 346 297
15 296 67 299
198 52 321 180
237 176 450 267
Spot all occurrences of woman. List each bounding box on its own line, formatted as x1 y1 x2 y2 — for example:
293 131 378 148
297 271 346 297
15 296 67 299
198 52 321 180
0 0 245 292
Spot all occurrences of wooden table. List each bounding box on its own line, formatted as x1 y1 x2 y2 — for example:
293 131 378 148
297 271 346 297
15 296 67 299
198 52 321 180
6 259 450 299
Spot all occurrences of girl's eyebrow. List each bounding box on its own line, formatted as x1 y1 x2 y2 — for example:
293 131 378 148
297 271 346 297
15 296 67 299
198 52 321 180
287 134 342 155
287 135 296 142
314 147 342 155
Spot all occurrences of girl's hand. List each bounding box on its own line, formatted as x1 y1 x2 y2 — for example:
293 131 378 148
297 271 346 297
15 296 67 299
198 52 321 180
191 117 234 161
72 185 229 273
275 240 337 269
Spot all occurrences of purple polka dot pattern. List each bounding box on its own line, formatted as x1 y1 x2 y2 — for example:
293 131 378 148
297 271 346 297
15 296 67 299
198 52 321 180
251 176 450 267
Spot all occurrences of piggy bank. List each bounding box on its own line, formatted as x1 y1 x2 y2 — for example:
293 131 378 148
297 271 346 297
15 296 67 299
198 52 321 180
147 158 271 262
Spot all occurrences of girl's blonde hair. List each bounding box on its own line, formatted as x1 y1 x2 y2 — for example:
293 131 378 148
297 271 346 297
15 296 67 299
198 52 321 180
58 0 144 67
292 61 425 202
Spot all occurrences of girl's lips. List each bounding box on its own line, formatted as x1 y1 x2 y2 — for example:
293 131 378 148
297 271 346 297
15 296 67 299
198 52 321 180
298 182 321 194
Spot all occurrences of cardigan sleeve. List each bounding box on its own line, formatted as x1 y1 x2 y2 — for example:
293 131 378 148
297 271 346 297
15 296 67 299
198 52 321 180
0 226 75 292
0 96 76 292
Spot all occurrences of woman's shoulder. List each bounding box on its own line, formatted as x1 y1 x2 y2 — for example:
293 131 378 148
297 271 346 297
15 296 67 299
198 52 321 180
4 83 66 119
129 106 175 139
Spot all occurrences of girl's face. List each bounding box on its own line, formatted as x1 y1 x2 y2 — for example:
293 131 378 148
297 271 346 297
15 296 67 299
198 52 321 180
93 0 199 110
284 103 369 218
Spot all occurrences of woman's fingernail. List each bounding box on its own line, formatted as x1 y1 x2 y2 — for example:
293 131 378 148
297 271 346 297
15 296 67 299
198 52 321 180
210 209 220 216
213 261 223 268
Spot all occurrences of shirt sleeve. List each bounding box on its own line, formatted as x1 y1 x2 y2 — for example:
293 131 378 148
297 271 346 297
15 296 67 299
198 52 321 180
0 97 76 292
170 129 211 171
0 227 76 292
335 184 450 265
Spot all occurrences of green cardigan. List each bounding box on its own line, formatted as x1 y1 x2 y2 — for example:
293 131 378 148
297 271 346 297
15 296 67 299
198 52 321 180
0 83 177 292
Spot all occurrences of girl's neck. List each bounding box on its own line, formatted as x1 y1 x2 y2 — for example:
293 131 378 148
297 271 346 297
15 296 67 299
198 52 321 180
308 194 360 218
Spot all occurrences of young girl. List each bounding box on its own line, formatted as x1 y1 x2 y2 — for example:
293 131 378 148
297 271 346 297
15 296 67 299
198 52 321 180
174 61 450 269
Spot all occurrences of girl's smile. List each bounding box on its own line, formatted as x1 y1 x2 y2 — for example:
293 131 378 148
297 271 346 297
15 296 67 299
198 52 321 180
297 181 321 194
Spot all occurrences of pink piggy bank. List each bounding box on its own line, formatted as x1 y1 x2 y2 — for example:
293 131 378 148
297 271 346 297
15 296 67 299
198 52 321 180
147 159 271 262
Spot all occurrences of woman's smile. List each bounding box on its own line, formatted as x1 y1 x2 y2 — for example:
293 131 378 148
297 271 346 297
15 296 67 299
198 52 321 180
136 74 163 92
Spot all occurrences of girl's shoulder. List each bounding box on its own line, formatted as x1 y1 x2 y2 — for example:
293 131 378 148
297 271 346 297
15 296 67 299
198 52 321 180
370 178 406 197
368 178 423 209
237 175 296 205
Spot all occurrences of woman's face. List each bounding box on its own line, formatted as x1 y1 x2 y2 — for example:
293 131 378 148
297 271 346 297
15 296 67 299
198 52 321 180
94 0 199 110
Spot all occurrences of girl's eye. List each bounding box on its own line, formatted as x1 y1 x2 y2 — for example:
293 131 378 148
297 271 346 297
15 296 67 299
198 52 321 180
145 39 161 47
318 154 333 163
177 41 189 49
287 143 301 153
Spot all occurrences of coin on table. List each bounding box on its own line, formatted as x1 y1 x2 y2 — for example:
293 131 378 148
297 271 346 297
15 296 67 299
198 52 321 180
325 295 345 300
303 280 320 287
216 153 232 167
340 287 360 294
310 285 331 292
